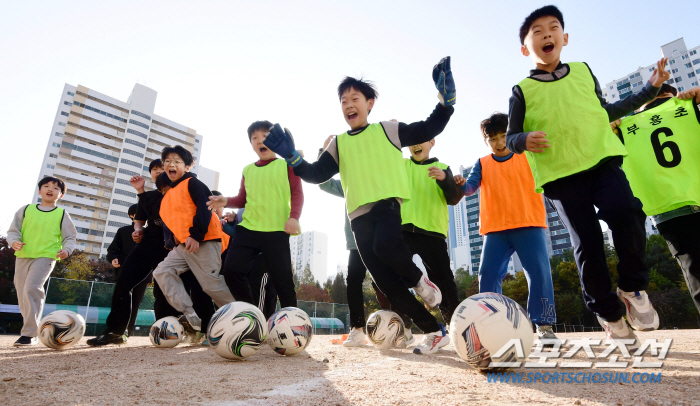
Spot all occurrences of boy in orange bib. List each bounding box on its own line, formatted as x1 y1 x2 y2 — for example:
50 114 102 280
456 113 557 340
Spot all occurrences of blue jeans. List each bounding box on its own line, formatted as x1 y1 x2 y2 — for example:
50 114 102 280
479 227 556 326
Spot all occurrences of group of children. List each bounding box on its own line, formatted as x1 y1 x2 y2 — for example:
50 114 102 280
9 5 700 354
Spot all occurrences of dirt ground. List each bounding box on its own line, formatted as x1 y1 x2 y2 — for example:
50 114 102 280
0 329 698 406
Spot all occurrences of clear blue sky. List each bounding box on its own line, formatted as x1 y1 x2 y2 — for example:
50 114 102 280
1 1 698 275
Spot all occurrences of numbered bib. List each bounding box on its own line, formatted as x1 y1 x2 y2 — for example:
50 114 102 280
620 98 700 216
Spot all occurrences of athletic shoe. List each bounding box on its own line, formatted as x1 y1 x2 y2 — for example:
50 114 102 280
617 288 659 331
536 325 559 340
87 332 127 346
201 339 210 346
398 329 415 348
413 276 442 309
179 313 202 333
597 316 640 352
413 325 450 355
13 336 38 346
342 328 366 347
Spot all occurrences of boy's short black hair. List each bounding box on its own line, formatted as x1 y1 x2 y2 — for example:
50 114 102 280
161 145 194 166
38 176 66 194
659 83 678 96
128 204 137 217
247 121 273 142
155 172 172 192
480 113 509 138
519 5 564 45
337 77 378 101
148 159 163 172
211 190 222 196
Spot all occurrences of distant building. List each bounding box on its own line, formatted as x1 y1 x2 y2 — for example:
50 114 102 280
37 83 219 258
290 231 328 283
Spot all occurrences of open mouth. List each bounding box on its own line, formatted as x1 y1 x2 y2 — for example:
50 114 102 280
497 147 507 153
259 147 268 154
347 112 358 120
46 192 53 197
412 147 423 155
542 43 554 54
168 169 177 176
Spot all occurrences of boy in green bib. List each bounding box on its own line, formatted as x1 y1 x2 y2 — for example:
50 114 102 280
507 5 669 347
8 177 77 346
612 85 700 314
208 120 303 309
263 57 455 354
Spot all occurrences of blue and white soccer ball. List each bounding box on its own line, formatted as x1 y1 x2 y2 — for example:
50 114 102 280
207 302 268 360
149 316 184 348
450 293 534 370
38 310 86 350
366 310 406 349
267 307 313 356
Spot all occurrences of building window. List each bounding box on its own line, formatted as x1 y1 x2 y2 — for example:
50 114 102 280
73 101 127 123
129 119 150 130
689 72 696 78
649 67 654 72
118 168 139 176
693 59 700 66
116 178 131 186
114 188 137 198
195 139 200 143
46 164 55 169
108 220 129 228
49 153 57 158
670 59 676 65
679 86 685 91
686 63 692 69
64 101 73 107
112 199 133 207
691 50 698 56
553 238 571 245
110 210 130 218
60 111 69 117
54 132 63 137
58 122 66 127
671 68 679 74
52 142 61 147
123 148 144 158
106 232 116 238
120 158 142 168
127 129 148 139
124 138 146 149
67 91 75 96
62 141 119 162
130 110 152 121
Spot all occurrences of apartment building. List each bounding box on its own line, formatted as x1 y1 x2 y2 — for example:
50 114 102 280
290 231 328 283
36 83 218 258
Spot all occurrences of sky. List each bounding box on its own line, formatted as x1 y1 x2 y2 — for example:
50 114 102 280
1 1 699 278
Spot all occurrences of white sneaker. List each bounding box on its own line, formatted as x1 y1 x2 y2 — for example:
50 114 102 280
413 276 442 309
536 325 558 340
597 316 640 351
617 288 659 331
179 313 202 333
397 328 415 349
342 328 366 347
413 326 450 355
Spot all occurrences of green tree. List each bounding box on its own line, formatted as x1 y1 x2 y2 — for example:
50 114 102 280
330 272 348 304
299 263 315 286
645 234 682 283
454 267 478 302
502 271 529 309
362 272 380 315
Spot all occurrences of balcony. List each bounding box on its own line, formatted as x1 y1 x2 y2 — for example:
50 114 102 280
74 128 122 148
54 168 101 186
56 157 103 176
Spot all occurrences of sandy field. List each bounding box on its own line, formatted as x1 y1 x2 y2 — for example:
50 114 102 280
0 330 698 406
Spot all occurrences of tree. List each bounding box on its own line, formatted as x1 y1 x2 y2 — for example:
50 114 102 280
454 267 478 302
645 234 682 283
323 277 333 295
362 272 380 314
296 283 332 302
502 271 529 309
330 271 348 304
52 250 93 280
299 263 315 286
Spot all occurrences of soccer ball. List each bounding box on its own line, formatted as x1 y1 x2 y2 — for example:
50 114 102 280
149 316 184 348
38 310 86 350
366 310 406 349
207 302 268 360
267 307 314 356
450 293 534 370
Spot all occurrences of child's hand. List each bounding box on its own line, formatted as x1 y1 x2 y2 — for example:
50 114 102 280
428 167 446 181
610 119 622 135
526 131 550 153
454 174 466 186
284 218 301 235
130 175 146 193
323 135 335 150
132 229 143 243
678 87 700 104
112 258 120 268
207 195 227 211
649 58 670 88
11 241 25 251
184 237 199 253
56 249 69 260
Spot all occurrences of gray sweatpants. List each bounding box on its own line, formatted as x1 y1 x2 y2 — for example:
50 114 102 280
153 241 234 315
14 257 56 337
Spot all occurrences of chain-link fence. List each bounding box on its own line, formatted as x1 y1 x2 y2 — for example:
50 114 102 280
34 277 349 336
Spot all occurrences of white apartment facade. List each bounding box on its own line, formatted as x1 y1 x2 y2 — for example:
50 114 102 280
603 38 699 103
289 231 328 283
36 83 218 258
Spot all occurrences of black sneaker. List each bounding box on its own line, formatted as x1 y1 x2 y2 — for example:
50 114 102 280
13 336 38 346
86 332 127 346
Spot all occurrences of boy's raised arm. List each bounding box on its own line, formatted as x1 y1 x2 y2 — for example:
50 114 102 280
395 103 455 147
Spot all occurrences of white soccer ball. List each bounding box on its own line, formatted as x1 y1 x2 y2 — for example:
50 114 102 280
207 302 268 360
450 293 534 370
38 310 86 350
149 316 184 348
267 307 314 356
365 310 406 349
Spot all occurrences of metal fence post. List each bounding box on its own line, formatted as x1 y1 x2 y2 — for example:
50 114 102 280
85 281 94 321
45 277 52 297
314 302 317 336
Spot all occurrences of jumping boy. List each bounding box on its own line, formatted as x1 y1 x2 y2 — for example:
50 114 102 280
508 5 669 345
8 176 77 346
456 113 558 340
153 145 234 332
402 137 463 326
612 85 700 314
207 120 302 310
262 57 455 354
105 204 146 337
